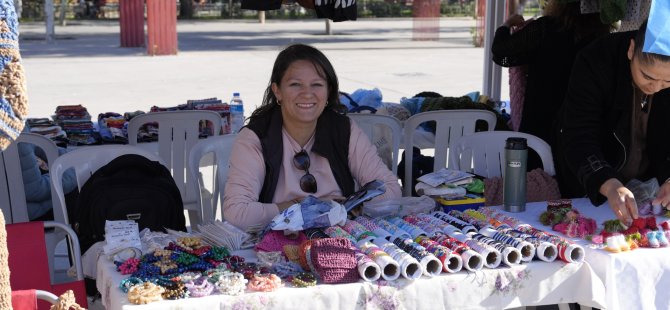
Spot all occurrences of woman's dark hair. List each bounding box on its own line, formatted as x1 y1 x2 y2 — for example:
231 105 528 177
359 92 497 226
249 44 346 123
544 1 613 42
633 20 670 65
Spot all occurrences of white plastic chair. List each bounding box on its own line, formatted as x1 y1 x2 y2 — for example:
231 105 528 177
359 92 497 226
402 110 497 196
188 134 237 223
0 133 60 224
449 131 556 178
127 110 222 228
347 113 402 175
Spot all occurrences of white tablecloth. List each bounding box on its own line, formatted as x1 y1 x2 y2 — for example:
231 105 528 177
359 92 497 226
509 198 670 310
96 247 606 309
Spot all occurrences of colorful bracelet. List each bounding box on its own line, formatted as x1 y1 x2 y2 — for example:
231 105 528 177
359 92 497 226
184 277 214 298
119 277 144 293
247 273 283 292
291 272 317 287
215 271 247 295
127 282 165 304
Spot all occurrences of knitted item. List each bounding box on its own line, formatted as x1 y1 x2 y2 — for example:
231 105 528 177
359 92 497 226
484 168 561 206
0 210 10 310
255 230 307 253
309 238 359 284
0 0 27 151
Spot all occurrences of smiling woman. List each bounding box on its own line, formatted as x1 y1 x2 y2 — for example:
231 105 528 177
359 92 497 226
222 43 401 231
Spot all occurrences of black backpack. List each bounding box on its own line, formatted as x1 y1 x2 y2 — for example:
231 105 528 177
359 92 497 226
72 153 187 253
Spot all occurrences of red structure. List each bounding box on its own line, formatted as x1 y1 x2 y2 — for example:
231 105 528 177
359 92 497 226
146 0 178 55
119 0 144 47
412 0 441 41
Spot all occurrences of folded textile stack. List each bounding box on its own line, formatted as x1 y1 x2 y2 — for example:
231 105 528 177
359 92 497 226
98 112 128 144
53 105 98 145
190 97 231 135
26 117 66 140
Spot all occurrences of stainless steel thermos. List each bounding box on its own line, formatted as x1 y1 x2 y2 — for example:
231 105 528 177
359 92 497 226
503 137 528 212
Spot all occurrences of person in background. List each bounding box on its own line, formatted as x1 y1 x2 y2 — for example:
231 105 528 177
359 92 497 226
19 131 77 221
491 0 612 167
555 20 670 225
223 43 401 230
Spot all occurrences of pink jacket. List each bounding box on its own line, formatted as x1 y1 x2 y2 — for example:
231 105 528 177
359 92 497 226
223 121 402 230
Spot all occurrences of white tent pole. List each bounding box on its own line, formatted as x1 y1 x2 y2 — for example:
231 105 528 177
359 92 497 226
44 0 55 43
482 0 506 101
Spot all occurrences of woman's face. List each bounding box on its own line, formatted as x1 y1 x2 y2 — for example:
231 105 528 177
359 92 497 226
272 59 328 126
628 40 670 95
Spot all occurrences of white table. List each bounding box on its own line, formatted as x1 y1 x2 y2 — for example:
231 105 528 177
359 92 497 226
509 198 670 310
96 248 606 309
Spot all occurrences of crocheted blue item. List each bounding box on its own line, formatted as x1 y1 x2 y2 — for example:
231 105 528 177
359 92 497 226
0 0 27 150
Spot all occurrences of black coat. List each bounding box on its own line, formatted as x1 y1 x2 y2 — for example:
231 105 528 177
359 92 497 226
555 31 670 205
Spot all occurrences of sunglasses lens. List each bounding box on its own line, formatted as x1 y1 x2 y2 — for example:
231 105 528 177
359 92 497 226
293 150 310 171
300 173 317 193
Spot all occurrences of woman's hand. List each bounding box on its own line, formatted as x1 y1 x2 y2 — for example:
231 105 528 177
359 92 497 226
600 178 638 226
503 14 525 28
652 179 670 211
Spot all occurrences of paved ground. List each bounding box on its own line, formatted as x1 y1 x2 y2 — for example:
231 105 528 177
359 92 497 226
19 17 509 119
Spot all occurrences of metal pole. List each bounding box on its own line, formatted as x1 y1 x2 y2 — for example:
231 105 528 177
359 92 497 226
482 0 505 100
45 0 55 43
325 19 332 35
259 11 265 24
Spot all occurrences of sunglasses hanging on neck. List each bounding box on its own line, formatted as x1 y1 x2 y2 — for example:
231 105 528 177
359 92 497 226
293 149 317 193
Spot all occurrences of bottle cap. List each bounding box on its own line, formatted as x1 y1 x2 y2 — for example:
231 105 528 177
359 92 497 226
233 92 240 96
505 137 527 150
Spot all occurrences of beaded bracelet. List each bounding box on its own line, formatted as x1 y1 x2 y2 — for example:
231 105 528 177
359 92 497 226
161 281 188 300
247 273 283 292
272 261 304 278
117 258 140 275
215 271 247 295
291 272 317 287
120 277 144 293
177 236 202 250
184 277 214 298
177 271 202 282
127 282 165 304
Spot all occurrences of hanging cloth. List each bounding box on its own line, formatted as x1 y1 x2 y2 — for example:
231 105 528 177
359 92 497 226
315 0 357 22
241 0 282 11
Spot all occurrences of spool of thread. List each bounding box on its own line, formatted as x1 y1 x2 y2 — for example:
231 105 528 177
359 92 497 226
516 224 584 263
403 215 442 237
304 228 329 240
354 216 394 241
469 233 521 266
430 234 484 271
373 218 412 242
431 211 477 234
415 236 463 273
358 241 401 281
450 231 502 269
392 238 442 277
448 210 491 231
323 226 358 245
373 240 422 280
355 251 381 282
387 217 428 239
495 228 557 262
479 227 535 262
341 220 377 244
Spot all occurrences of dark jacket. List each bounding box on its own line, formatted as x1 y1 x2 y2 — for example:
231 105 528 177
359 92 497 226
246 106 355 203
492 16 595 148
556 31 670 205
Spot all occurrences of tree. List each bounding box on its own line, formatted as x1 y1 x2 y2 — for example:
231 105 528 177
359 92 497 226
179 0 193 18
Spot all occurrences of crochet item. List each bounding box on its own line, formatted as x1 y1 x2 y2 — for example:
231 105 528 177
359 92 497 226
309 238 359 284
0 0 28 150
0 210 10 310
255 230 307 253
484 168 561 206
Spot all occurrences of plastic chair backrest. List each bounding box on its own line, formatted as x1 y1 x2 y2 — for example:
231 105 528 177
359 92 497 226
449 131 556 178
0 133 59 224
402 110 497 196
7 221 87 309
50 145 164 225
347 114 402 175
188 134 237 223
127 110 222 227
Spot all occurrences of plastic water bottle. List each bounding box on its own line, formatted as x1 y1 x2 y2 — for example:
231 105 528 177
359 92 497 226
503 137 528 213
229 92 244 133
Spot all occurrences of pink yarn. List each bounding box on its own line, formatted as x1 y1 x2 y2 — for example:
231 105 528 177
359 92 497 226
484 168 561 206
255 230 308 253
